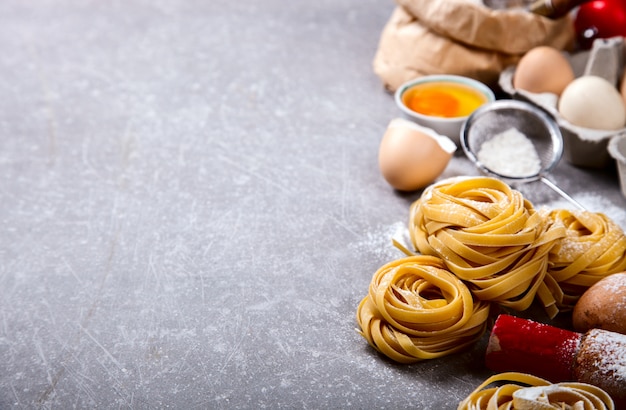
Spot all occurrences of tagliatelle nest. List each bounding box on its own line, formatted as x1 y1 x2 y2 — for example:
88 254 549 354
408 177 566 316
356 255 489 364
457 372 614 410
545 209 626 311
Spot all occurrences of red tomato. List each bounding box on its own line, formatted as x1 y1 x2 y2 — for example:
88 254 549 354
574 0 626 49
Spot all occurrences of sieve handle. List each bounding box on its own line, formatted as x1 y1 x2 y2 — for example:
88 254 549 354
540 177 586 210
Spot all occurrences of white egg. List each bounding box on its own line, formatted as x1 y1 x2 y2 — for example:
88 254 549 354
558 76 626 130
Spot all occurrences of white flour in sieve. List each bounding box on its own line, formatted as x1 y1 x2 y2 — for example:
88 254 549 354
477 128 542 177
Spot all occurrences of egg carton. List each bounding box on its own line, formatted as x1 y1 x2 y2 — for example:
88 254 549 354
499 36 626 168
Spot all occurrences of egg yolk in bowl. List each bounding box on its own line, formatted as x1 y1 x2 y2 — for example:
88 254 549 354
402 82 489 118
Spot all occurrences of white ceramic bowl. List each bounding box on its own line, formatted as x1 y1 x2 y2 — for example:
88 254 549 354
394 75 496 145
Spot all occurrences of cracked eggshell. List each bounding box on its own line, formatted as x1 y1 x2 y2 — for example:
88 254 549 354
378 118 456 192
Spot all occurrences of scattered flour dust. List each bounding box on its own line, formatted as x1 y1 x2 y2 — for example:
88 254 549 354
579 329 626 395
477 128 542 177
349 221 410 263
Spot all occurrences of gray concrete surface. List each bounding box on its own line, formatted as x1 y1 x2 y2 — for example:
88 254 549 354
1 1 624 409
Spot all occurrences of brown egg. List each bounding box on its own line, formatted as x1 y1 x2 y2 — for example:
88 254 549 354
513 46 575 96
573 272 626 335
378 118 456 191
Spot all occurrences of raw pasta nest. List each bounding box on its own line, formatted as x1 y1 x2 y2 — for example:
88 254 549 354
545 209 626 310
356 255 490 364
408 177 566 315
457 372 615 410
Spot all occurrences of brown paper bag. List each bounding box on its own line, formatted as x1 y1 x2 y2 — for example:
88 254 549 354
373 0 575 91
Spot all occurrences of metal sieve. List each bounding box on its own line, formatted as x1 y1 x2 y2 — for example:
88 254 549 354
460 100 584 210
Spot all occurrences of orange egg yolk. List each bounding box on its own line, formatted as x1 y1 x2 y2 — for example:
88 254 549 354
402 82 488 118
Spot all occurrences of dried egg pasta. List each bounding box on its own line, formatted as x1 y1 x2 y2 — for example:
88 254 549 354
356 255 489 364
457 372 614 410
409 177 566 315
546 209 626 310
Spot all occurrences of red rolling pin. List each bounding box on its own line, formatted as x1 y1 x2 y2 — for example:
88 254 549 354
485 314 626 405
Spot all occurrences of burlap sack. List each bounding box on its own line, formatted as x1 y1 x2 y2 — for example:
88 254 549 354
374 0 575 91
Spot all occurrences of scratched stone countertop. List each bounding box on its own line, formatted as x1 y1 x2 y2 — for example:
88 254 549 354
1 1 625 409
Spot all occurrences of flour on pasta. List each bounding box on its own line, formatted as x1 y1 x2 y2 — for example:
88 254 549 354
543 192 626 230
